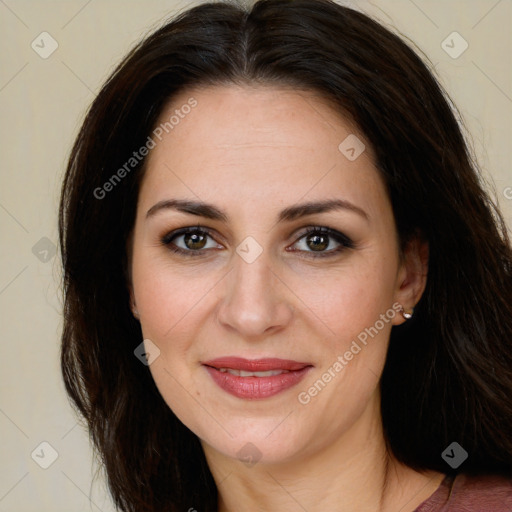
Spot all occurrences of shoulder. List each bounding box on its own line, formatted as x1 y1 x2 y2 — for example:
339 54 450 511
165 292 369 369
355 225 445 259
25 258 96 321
416 473 512 511
451 474 512 509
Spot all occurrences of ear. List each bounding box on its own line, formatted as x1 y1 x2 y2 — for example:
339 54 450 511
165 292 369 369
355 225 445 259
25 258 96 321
392 233 429 326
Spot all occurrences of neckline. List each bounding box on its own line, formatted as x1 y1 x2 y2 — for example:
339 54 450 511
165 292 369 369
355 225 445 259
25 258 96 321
414 474 456 511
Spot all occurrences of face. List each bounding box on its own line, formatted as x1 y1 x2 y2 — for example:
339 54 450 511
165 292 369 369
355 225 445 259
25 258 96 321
129 85 423 466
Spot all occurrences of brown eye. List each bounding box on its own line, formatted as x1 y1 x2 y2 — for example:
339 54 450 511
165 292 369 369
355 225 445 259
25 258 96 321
305 233 329 252
289 226 355 259
183 231 208 250
161 227 222 256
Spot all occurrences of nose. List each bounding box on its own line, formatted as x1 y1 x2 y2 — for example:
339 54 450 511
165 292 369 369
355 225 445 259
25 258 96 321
215 249 294 340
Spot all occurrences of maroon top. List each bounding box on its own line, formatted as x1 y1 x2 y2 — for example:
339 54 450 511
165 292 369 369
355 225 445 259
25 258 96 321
414 474 512 511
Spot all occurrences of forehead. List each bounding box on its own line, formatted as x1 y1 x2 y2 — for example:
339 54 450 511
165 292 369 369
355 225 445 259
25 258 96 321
138 85 387 220
151 84 361 154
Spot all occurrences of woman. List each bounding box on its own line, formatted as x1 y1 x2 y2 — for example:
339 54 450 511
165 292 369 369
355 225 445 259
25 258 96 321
59 0 512 510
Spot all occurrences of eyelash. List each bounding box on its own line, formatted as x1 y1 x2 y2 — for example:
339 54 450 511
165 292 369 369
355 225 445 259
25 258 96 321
160 224 355 259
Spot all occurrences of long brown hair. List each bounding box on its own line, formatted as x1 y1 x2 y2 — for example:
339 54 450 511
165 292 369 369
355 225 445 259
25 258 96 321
59 1 512 510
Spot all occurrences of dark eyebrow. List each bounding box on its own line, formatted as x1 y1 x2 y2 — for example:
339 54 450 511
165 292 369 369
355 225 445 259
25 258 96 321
278 199 369 222
146 199 228 222
146 198 369 223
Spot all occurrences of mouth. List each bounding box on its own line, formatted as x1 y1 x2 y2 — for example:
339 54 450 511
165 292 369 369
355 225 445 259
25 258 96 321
202 357 313 400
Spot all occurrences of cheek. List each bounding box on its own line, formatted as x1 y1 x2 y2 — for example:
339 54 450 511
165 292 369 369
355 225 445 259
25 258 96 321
293 246 399 415
297 279 396 437
131 248 211 340
296 254 397 345
131 251 211 432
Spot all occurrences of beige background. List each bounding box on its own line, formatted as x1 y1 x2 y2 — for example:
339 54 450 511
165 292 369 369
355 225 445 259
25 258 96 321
0 0 510 510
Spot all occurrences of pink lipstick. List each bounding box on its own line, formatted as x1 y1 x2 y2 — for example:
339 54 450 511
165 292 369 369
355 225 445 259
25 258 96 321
202 357 312 400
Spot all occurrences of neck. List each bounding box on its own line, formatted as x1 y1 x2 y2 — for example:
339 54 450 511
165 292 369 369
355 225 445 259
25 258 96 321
201 395 444 512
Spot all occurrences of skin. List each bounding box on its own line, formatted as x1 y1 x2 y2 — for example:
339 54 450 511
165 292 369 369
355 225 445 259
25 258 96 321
128 85 444 511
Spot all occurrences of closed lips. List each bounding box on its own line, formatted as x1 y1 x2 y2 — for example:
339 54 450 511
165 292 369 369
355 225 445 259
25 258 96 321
216 368 290 377
202 357 312 373
203 357 313 399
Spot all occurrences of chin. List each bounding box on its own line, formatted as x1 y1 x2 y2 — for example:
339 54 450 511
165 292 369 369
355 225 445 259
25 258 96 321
196 415 311 466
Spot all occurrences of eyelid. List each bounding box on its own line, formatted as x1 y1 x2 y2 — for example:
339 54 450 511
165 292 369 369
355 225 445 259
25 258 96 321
160 225 216 245
292 226 354 246
287 226 355 258
161 225 223 255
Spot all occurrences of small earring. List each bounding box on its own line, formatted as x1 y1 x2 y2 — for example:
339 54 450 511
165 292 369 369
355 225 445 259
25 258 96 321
131 302 139 319
400 306 414 320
